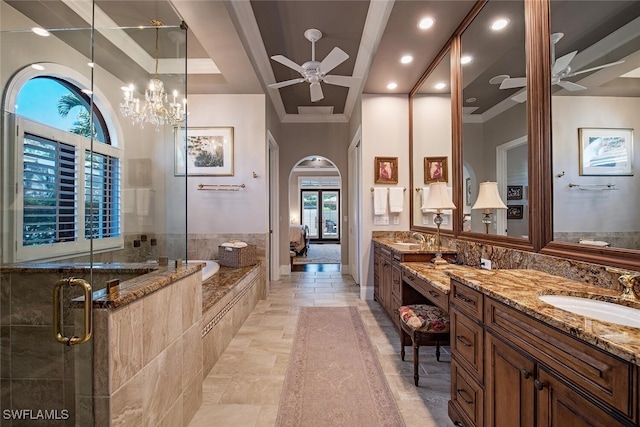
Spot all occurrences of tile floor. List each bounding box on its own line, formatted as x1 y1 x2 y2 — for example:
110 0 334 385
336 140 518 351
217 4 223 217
189 269 454 427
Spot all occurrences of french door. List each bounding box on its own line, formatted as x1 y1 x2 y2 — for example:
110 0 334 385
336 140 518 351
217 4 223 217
301 190 339 242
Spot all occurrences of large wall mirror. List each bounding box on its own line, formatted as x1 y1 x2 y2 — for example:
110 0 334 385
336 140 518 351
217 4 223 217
459 0 530 240
410 49 453 232
548 1 640 257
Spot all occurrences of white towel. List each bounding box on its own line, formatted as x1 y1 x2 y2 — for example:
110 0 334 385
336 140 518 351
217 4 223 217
420 187 431 212
389 188 404 213
136 188 152 216
221 241 248 248
373 188 387 215
122 189 135 214
579 239 610 247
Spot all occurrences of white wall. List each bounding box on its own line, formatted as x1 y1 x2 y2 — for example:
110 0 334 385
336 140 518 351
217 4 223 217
361 94 409 299
185 94 267 234
552 96 640 232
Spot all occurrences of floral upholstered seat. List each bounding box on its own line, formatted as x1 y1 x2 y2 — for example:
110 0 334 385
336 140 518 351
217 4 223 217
398 304 450 386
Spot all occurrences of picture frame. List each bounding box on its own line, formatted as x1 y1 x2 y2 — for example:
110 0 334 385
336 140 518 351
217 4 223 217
507 185 523 200
175 127 234 176
374 156 398 184
507 205 524 220
578 128 633 176
424 156 448 183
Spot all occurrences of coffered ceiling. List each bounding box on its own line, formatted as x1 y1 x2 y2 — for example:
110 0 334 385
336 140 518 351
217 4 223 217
5 0 640 124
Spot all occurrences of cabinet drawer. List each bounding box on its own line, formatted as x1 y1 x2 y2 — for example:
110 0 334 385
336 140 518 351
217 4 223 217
451 280 483 321
451 359 484 427
451 306 484 381
403 273 448 311
485 298 635 419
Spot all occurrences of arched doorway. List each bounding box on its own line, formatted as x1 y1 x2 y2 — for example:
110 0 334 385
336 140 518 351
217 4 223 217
288 156 342 271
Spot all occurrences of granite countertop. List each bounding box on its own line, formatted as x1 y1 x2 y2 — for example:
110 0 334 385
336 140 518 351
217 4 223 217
401 262 475 294
373 237 457 255
447 268 640 365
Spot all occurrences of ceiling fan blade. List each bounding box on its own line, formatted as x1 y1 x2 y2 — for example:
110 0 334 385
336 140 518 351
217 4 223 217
552 51 577 75
310 82 324 102
557 80 586 91
564 60 625 78
271 55 305 73
499 77 526 89
320 47 349 74
269 78 305 89
511 89 527 103
322 75 360 87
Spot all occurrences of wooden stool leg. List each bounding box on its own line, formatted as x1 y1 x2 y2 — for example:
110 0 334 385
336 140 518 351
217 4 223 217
400 328 406 361
435 340 441 362
413 340 420 386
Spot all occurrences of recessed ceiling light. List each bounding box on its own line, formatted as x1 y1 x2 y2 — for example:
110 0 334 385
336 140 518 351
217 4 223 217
31 27 50 37
466 97 477 103
434 82 446 90
87 62 95 68
400 55 413 64
491 19 509 31
387 82 398 90
31 64 45 71
461 55 473 65
418 17 435 30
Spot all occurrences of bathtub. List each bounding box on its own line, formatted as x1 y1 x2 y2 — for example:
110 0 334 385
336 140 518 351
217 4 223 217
188 260 220 281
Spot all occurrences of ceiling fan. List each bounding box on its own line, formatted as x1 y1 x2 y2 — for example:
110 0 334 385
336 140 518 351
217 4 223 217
268 28 360 102
499 32 625 103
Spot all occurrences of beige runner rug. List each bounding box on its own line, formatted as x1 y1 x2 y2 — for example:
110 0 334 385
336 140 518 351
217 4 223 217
276 306 405 427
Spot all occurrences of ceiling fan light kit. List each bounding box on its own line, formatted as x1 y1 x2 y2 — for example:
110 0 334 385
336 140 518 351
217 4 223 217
498 32 625 103
268 28 360 102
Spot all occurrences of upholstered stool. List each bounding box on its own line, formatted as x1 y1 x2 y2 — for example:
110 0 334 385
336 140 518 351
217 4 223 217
289 251 296 269
398 304 450 386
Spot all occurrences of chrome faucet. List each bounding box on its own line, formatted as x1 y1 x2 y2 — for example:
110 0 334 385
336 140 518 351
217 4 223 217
411 232 426 244
619 273 640 301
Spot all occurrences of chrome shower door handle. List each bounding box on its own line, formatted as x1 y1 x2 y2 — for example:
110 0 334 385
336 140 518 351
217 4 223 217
52 278 93 346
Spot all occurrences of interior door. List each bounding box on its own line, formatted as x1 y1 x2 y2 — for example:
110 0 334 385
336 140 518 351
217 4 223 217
301 189 339 242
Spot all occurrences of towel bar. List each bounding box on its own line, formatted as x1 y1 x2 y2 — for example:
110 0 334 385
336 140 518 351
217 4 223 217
198 183 246 191
370 187 406 192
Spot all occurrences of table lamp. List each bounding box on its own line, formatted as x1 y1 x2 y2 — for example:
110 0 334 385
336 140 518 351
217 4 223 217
472 181 507 234
422 182 456 265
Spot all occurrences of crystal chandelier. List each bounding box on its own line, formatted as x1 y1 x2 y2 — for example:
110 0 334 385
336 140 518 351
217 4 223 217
120 20 186 129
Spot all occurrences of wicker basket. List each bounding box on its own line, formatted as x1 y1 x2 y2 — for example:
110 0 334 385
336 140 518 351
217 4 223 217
218 244 257 268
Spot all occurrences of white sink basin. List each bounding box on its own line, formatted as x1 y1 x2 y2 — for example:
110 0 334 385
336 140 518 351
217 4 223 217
394 242 420 249
539 295 640 328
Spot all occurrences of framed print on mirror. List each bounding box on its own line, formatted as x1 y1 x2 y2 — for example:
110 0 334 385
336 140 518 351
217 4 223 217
175 127 234 176
374 156 398 184
424 157 448 183
579 128 633 176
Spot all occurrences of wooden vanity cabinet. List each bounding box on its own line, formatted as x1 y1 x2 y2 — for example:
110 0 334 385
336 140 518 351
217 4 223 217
449 278 638 427
372 242 435 326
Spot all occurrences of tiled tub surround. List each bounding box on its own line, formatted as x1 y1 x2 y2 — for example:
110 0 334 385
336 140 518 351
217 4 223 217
373 231 639 291
201 264 265 377
1 260 265 426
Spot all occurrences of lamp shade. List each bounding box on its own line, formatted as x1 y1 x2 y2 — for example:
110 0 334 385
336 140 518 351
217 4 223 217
423 182 457 211
472 181 507 210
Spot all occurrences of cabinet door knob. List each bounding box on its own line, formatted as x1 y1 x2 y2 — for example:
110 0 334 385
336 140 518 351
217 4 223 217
520 369 531 379
534 379 547 390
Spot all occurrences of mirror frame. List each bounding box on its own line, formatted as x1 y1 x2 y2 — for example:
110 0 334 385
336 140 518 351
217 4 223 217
410 0 640 270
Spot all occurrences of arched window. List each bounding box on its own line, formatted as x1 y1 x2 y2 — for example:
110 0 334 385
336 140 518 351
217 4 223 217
12 75 122 261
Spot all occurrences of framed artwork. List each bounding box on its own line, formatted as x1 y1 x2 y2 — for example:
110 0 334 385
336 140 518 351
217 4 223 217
507 205 524 220
507 185 523 200
579 128 633 176
424 156 448 183
175 127 234 176
374 156 398 184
